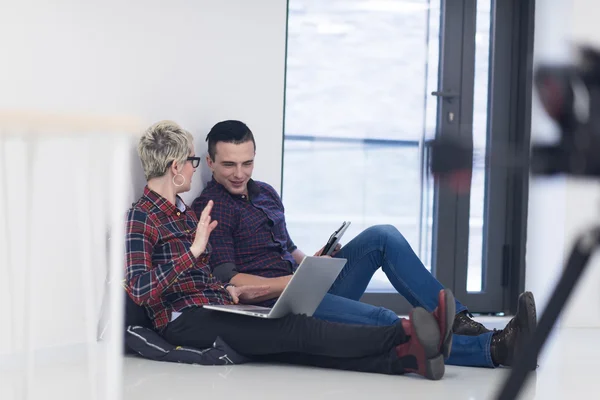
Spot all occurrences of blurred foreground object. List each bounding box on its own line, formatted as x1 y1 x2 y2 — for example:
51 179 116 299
430 46 600 179
429 46 600 400
0 110 140 400
428 135 473 194
531 46 600 177
495 45 600 400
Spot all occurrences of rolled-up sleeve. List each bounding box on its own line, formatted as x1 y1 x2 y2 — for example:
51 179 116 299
212 262 239 282
285 226 297 254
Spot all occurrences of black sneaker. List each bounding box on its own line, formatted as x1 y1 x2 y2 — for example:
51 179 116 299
453 310 492 336
490 291 537 368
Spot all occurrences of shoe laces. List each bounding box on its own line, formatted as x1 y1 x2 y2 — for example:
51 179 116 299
460 311 500 334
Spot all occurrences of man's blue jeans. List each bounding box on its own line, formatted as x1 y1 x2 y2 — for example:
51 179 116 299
312 224 495 368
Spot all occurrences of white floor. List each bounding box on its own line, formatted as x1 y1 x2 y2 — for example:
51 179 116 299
2 326 600 400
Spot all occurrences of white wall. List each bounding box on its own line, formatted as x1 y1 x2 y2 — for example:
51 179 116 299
0 0 287 355
527 0 600 328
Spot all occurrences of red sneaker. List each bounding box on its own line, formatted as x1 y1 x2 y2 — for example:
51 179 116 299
432 289 456 359
396 307 445 380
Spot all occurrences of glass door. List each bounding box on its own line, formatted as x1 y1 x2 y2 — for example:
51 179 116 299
431 0 495 310
444 0 531 313
281 0 513 314
282 0 442 302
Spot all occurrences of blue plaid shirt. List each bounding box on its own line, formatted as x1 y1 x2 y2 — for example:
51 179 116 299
192 178 298 286
125 187 233 331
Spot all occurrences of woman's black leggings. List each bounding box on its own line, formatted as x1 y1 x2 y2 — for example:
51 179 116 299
162 307 415 375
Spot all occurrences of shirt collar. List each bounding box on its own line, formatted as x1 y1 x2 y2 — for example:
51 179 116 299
208 176 260 200
143 186 187 216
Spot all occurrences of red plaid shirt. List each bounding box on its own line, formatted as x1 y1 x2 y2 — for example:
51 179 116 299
125 187 233 331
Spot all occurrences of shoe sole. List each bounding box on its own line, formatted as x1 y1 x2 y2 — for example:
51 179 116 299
412 307 445 380
517 291 537 370
518 291 537 330
440 289 456 359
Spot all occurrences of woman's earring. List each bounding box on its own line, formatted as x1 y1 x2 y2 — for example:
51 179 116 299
173 173 185 187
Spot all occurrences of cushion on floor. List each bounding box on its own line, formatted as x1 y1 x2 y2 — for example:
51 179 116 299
125 326 250 365
98 277 249 365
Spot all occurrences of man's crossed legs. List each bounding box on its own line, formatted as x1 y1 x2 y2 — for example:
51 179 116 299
313 224 537 368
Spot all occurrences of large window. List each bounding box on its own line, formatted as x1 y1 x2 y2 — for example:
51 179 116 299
283 0 441 292
282 0 533 313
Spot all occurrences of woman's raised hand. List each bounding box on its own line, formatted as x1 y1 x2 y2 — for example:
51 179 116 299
190 200 219 257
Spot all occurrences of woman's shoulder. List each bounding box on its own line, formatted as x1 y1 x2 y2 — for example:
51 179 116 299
127 197 156 223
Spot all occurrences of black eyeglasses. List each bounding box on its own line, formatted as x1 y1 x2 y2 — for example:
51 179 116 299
187 157 201 168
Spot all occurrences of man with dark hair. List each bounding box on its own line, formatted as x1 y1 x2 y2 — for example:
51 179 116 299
205 120 256 166
192 120 537 369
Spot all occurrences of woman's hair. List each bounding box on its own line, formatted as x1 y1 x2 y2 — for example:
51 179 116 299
138 120 194 181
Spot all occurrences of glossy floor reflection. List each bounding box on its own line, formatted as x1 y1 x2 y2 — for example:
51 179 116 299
121 327 600 399
2 327 599 400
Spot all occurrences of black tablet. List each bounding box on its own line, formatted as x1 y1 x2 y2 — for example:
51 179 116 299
322 221 351 256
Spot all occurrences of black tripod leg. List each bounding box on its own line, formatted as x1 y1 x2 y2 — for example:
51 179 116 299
496 228 600 400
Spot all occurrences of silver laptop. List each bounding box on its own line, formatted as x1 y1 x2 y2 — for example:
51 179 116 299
203 256 347 318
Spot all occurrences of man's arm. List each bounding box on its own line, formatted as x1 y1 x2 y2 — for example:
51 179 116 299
212 261 292 301
291 248 307 265
194 195 292 300
275 186 335 264
229 273 292 301
280 200 338 264
292 245 341 263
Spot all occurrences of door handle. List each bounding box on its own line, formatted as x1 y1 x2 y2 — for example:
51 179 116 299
431 90 460 100
432 91 460 121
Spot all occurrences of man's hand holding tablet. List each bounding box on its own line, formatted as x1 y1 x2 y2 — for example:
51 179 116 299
316 221 351 257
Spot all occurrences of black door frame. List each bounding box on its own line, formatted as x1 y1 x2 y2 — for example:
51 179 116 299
433 0 535 314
